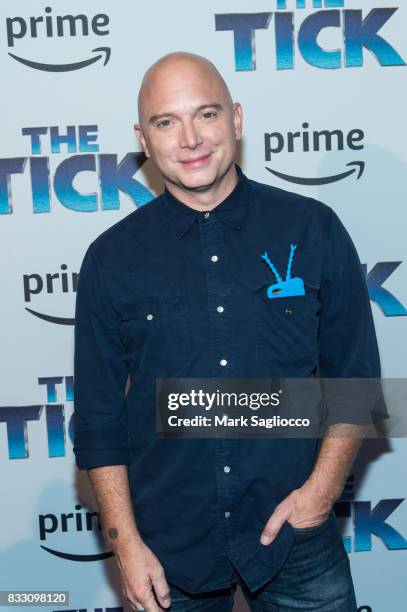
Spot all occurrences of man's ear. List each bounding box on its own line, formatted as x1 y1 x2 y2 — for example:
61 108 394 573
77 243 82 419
233 103 243 141
134 123 150 158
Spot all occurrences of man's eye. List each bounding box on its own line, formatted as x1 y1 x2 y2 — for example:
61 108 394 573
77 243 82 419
202 111 217 119
156 119 172 128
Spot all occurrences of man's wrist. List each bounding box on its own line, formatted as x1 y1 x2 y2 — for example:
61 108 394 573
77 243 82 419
104 525 144 551
302 471 343 507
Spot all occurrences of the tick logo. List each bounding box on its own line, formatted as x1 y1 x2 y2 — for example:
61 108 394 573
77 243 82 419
215 4 406 72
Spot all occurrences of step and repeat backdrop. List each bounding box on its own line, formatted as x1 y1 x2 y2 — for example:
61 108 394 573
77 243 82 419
0 1 406 611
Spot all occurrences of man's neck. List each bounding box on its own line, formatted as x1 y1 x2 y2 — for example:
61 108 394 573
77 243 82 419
164 164 239 212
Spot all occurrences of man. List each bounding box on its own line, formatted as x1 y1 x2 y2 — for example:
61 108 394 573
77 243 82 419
73 52 382 611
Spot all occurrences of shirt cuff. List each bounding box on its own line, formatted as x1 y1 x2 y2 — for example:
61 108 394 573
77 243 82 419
321 379 389 427
73 447 133 470
73 428 133 469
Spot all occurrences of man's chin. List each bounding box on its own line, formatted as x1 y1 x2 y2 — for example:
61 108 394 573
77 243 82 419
170 170 218 193
184 181 217 193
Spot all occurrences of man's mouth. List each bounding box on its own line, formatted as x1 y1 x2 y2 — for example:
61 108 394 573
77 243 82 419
180 153 212 168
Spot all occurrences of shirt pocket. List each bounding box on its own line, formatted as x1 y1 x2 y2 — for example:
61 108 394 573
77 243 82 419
119 294 188 376
253 282 320 370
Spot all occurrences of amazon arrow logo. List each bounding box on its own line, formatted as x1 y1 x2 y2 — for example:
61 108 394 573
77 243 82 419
40 544 113 562
23 265 78 325
265 161 365 186
39 506 114 562
264 124 367 185
25 307 74 326
6 8 111 71
8 47 111 72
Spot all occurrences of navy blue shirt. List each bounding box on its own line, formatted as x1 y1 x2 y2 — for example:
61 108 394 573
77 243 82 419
73 165 381 593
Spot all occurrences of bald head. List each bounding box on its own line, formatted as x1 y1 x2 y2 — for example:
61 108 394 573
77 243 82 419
134 51 242 202
138 52 233 125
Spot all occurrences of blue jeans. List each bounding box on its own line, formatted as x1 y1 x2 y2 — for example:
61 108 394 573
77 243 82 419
166 513 357 611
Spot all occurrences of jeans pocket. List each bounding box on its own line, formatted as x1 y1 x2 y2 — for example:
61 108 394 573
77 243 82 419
291 512 333 537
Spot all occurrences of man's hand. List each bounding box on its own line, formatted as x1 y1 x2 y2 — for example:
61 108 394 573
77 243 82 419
116 539 171 611
85 466 172 611
259 479 333 546
260 424 366 545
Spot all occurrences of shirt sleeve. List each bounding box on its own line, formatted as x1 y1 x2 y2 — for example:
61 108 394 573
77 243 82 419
318 209 387 426
73 244 132 469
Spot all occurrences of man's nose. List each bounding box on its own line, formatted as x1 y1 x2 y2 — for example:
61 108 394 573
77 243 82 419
179 120 203 149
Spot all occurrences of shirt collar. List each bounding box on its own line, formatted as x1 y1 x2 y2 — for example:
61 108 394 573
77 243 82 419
163 164 250 239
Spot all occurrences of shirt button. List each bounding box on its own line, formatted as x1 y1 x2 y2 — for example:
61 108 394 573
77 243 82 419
211 255 219 263
219 359 228 367
224 465 231 473
204 211 210 219
146 314 154 321
216 306 224 313
224 511 231 518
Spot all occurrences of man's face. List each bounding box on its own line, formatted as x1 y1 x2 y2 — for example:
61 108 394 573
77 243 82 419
135 63 242 193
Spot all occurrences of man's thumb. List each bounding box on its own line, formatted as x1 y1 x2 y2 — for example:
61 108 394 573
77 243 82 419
260 504 289 545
